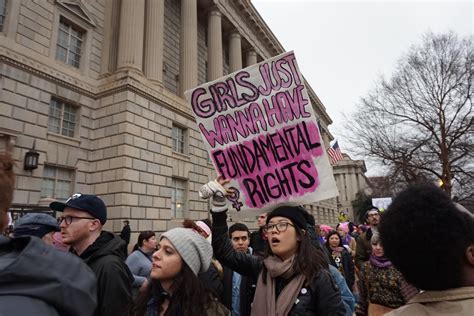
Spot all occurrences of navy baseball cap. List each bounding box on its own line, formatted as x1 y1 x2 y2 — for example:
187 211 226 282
50 193 107 225
14 212 60 238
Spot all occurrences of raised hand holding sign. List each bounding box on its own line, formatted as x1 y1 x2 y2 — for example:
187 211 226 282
186 51 338 217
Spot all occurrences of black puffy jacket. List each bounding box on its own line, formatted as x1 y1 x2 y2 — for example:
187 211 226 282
211 212 346 316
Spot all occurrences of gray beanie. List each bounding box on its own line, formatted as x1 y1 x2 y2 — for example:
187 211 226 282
161 227 212 276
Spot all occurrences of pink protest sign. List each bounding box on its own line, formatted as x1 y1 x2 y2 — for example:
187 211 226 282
185 51 338 216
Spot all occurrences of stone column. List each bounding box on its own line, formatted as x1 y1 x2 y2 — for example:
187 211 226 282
351 172 359 199
117 0 145 71
179 0 198 96
229 31 242 72
101 0 120 74
144 0 165 82
207 8 223 80
246 49 258 66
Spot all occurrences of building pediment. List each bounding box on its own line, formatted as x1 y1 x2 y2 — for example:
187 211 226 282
56 0 96 26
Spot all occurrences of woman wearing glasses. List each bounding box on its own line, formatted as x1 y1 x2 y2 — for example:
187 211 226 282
126 230 157 297
200 179 346 316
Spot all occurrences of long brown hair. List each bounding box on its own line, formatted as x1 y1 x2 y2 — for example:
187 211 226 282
133 263 215 316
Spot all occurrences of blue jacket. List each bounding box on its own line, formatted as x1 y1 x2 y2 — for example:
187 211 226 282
329 265 356 316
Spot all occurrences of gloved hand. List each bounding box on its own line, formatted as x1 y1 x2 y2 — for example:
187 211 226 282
199 180 228 213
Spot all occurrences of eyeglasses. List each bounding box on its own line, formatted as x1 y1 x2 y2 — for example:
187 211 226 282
58 215 95 225
263 222 294 233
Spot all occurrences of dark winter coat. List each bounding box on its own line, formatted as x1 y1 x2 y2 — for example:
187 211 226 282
199 261 224 300
249 228 266 257
0 235 97 316
327 247 355 289
75 231 133 316
120 224 131 246
211 212 346 316
222 265 256 316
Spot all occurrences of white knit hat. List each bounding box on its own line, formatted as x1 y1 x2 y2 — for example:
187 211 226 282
161 228 213 276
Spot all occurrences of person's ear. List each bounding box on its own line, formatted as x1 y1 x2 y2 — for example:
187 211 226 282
89 219 102 232
297 229 306 241
466 244 474 266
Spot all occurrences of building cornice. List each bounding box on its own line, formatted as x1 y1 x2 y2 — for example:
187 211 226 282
230 0 333 128
0 50 195 121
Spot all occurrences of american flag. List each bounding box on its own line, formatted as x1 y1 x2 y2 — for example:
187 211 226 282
327 141 344 165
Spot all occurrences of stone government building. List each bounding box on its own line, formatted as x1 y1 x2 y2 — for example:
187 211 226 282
332 153 371 222
0 0 341 243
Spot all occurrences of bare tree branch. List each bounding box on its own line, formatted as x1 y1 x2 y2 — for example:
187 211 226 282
345 32 473 200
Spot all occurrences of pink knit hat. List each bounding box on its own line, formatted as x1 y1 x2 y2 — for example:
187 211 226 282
338 222 349 233
319 225 333 234
196 220 212 239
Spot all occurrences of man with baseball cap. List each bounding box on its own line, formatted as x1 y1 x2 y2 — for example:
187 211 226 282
51 193 132 316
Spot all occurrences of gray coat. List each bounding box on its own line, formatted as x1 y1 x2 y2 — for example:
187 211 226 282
126 248 152 288
0 235 97 316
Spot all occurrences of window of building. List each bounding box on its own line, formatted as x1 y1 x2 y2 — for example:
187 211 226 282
172 125 186 154
56 18 84 68
48 99 77 137
0 0 6 32
41 166 74 201
171 178 187 218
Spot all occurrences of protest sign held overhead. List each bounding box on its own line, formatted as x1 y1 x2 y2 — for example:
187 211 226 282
185 51 338 216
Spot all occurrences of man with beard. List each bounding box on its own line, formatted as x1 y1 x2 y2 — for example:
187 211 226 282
51 193 132 316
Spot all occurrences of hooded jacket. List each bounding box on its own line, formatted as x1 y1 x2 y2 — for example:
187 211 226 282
0 235 97 316
74 231 133 316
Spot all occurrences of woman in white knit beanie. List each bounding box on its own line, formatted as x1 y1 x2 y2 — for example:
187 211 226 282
133 227 229 316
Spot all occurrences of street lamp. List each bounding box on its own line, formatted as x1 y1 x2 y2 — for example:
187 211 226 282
24 141 39 171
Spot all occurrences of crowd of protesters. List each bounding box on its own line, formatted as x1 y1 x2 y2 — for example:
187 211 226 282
1 152 473 316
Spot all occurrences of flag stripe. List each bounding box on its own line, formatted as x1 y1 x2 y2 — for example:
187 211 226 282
327 141 344 165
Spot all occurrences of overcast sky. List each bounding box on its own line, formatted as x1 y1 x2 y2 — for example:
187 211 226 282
252 0 473 175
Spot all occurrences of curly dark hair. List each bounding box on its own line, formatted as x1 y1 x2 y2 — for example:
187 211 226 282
133 263 216 316
379 183 474 290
